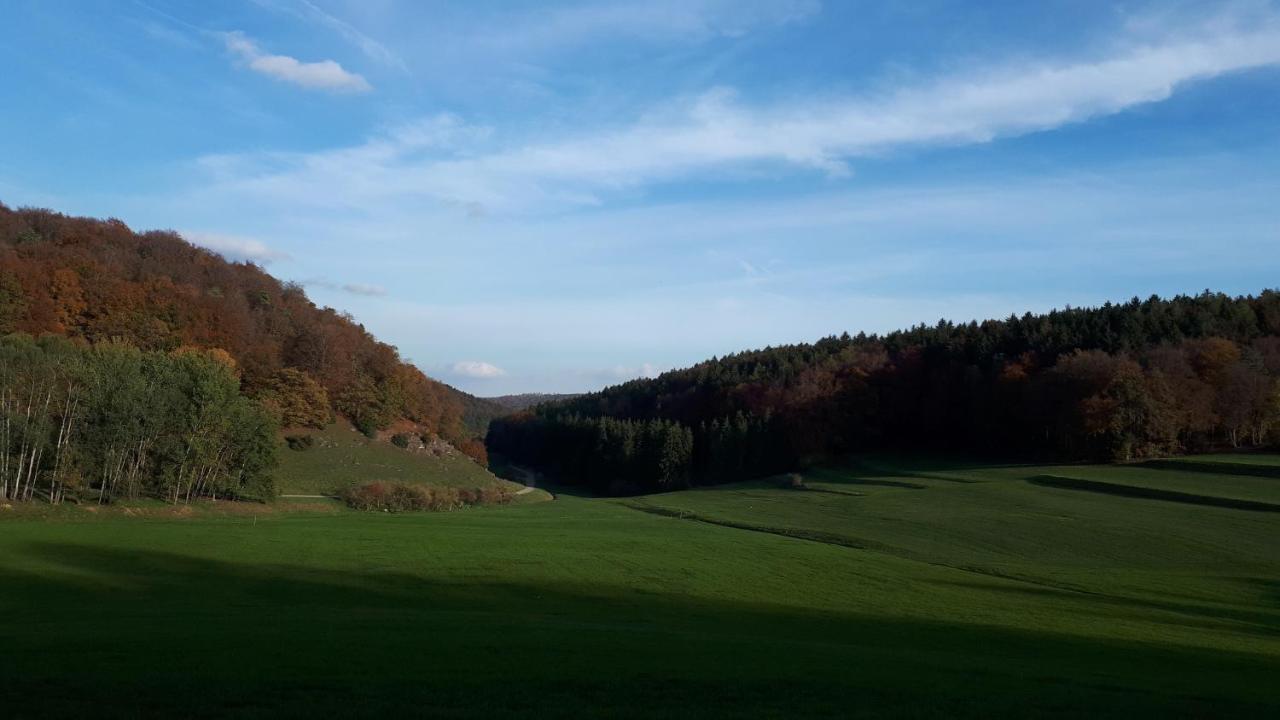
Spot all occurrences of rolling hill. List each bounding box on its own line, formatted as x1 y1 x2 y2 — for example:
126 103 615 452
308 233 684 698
2 453 1275 716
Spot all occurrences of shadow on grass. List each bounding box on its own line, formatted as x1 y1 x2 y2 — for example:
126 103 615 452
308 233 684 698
803 466 927 490
1139 459 1280 480
930 578 1280 637
1 542 1277 718
841 457 990 484
1027 475 1280 513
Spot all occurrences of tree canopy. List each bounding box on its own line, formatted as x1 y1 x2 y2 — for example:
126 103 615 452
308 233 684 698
490 291 1280 493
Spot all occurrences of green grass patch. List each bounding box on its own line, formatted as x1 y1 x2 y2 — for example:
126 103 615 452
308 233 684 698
1 455 1277 717
1028 475 1280 512
1140 457 1280 479
1039 463 1280 504
1174 453 1280 467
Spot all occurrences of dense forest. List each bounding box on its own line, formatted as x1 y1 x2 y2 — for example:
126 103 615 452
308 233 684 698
0 203 489 503
489 292 1280 494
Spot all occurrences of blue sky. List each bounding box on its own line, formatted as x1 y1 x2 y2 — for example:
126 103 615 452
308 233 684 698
2 1 1279 395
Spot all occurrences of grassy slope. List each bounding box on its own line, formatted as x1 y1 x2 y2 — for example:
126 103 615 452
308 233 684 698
1037 463 1280 504
274 423 519 495
1176 453 1280 467
635 457 1280 603
0 457 1277 717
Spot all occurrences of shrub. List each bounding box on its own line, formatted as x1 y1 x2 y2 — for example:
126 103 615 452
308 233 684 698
787 473 806 489
477 486 513 505
458 438 489 466
256 369 331 429
285 434 316 451
391 433 412 449
339 481 512 512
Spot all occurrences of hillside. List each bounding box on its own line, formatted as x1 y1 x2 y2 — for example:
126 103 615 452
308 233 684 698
0 203 490 455
0 202 513 506
490 291 1280 494
275 422 519 496
454 392 510 438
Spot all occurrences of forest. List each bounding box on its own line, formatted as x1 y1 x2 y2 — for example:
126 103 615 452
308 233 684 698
0 203 496 504
1 334 275 503
489 292 1280 494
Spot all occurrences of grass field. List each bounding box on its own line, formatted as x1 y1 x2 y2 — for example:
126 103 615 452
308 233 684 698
1 456 1278 717
274 423 520 496
1172 452 1280 467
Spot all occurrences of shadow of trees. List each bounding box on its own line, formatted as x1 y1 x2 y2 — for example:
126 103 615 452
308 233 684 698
1 542 1277 718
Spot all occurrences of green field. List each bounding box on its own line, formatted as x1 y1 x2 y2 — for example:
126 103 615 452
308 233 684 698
274 423 521 496
1 456 1278 717
1172 452 1280 467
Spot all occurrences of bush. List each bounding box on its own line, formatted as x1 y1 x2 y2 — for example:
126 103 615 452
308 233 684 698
285 434 316 451
391 433 412 449
787 473 805 489
256 369 331 429
339 481 512 512
458 438 489 466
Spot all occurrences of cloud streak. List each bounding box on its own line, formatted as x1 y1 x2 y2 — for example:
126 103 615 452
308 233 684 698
451 360 506 379
224 31 371 92
251 0 405 69
302 278 388 296
199 19 1280 212
183 231 289 263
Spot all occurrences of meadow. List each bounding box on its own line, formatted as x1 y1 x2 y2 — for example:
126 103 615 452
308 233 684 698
1 455 1278 718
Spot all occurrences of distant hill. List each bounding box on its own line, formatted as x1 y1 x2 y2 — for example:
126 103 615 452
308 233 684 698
0 202 491 461
486 393 582 411
454 393 582 438
455 392 509 437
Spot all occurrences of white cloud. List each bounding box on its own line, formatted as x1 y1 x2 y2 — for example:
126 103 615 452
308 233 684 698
611 363 662 380
452 360 507 379
183 230 289 263
301 278 387 296
223 31 371 92
197 19 1280 213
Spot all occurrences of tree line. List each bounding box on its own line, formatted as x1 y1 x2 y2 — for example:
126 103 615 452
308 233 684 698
0 203 486 457
488 415 696 494
1 334 276 504
488 292 1280 493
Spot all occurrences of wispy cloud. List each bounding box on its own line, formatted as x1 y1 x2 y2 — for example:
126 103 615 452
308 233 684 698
611 363 662 380
183 231 289 263
223 31 371 92
250 0 404 69
196 19 1280 213
302 278 388 296
341 282 387 296
452 360 506 379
